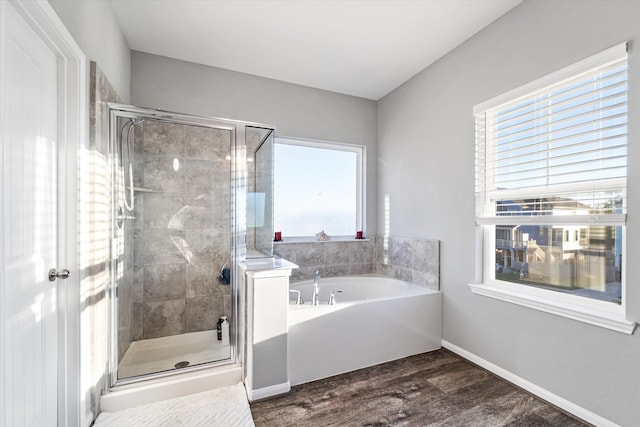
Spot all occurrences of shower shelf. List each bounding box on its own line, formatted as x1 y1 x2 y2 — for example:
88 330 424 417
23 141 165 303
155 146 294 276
131 187 162 193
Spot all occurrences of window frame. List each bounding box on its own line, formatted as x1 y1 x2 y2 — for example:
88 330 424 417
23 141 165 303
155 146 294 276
273 136 365 240
470 42 636 334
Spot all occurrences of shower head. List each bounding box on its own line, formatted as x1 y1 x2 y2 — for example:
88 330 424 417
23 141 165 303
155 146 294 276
119 117 143 213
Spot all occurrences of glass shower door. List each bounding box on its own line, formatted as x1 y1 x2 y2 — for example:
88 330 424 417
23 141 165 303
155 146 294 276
110 107 236 381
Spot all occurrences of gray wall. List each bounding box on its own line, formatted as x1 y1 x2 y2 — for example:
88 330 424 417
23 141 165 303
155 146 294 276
49 0 131 102
131 51 378 237
377 1 640 425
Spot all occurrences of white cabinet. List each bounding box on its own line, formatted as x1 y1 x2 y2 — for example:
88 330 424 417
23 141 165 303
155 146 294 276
242 258 296 401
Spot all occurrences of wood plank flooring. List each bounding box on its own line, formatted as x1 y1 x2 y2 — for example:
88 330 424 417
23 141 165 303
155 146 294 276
250 349 589 427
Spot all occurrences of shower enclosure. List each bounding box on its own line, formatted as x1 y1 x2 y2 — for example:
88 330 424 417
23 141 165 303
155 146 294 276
247 126 275 257
107 103 274 386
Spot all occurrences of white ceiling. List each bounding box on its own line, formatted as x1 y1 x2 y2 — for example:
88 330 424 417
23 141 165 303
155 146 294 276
110 0 522 100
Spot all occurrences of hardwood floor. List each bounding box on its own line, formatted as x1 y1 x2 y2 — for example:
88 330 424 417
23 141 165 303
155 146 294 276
250 349 589 427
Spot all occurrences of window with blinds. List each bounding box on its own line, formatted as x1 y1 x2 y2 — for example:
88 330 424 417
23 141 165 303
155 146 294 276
473 43 629 314
475 42 627 226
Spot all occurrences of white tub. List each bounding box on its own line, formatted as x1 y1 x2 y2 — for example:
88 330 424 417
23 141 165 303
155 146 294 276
288 275 442 386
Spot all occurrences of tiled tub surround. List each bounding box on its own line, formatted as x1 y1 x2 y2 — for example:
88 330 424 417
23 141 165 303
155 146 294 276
127 120 233 343
273 236 439 290
376 236 440 291
273 239 376 283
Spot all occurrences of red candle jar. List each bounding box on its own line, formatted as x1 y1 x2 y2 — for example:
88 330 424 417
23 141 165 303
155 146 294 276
356 231 363 239
274 231 282 242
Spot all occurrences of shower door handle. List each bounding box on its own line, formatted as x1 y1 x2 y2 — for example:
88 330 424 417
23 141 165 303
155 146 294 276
48 268 70 282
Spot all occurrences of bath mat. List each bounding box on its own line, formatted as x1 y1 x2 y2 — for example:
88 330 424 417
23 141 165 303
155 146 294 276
94 382 255 426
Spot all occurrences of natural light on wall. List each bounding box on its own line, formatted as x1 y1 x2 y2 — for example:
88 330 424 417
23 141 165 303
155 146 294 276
470 42 635 334
79 143 110 421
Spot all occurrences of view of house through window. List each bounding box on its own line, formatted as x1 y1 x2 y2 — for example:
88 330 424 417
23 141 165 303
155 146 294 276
495 223 622 304
475 43 627 307
494 197 624 304
274 138 363 237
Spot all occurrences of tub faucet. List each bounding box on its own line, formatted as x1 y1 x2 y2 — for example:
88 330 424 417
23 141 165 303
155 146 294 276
289 289 303 305
312 271 321 305
328 289 343 305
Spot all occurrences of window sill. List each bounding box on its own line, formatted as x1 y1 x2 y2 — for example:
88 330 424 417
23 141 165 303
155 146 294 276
274 236 371 244
468 282 636 335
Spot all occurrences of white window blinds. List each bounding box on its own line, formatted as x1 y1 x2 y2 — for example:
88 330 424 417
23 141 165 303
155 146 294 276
475 43 628 226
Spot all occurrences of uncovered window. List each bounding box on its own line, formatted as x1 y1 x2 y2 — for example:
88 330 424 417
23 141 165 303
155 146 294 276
470 42 635 334
274 137 364 238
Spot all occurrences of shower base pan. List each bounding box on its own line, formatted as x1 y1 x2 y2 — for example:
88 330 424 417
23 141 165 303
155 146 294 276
118 330 230 379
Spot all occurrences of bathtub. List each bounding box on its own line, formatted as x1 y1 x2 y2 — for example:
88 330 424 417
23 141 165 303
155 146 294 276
288 275 442 386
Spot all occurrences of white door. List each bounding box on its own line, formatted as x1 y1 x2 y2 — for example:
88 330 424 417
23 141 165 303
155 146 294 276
1 2 60 425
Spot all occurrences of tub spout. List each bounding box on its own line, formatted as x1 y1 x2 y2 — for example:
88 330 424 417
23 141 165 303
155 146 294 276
312 271 321 305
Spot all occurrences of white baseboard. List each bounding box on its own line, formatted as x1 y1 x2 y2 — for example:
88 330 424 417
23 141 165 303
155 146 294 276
442 340 618 427
246 381 291 402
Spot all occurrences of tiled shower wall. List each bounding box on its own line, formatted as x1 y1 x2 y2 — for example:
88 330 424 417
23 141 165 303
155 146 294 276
274 236 439 290
126 120 232 341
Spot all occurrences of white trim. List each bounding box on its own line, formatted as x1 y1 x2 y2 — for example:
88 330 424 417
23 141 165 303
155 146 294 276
476 217 633 334
5 1 87 426
468 283 636 334
442 340 620 427
276 135 364 153
246 381 291 402
473 42 627 114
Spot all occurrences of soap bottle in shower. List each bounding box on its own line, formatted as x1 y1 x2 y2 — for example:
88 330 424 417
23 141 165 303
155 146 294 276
217 316 229 346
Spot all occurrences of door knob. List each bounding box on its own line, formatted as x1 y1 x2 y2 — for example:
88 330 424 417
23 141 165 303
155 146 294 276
48 268 70 282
